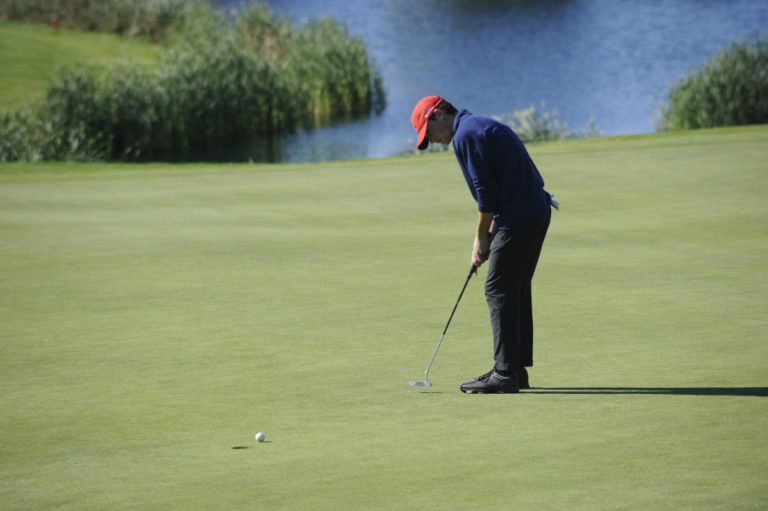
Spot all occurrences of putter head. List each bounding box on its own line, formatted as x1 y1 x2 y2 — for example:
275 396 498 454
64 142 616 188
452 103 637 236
410 380 432 387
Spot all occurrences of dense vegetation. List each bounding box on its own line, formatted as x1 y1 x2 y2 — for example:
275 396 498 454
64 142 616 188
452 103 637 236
495 103 599 143
0 0 195 42
658 36 767 131
0 0 386 162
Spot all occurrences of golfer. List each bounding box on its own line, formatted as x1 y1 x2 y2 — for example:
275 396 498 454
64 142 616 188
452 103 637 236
411 96 556 394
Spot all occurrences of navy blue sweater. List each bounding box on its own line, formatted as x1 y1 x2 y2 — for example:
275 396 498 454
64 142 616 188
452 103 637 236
452 109 551 229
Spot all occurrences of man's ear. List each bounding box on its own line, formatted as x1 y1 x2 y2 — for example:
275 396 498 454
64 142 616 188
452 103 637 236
432 108 445 122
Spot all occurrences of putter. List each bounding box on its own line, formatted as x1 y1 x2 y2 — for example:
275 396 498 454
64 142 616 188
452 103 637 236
410 264 477 388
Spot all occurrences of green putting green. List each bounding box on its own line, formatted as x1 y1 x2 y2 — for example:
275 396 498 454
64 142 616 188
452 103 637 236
1 126 767 509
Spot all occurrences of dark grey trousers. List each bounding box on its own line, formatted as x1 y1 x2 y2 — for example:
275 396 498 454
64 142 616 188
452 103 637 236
485 211 551 372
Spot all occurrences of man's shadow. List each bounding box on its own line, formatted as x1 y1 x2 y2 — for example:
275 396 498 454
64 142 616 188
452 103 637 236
526 387 768 397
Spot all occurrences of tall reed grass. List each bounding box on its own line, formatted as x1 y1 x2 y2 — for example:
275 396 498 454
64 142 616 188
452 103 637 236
0 0 386 162
658 36 768 131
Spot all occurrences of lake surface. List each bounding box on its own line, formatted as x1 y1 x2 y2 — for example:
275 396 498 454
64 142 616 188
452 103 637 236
214 0 768 163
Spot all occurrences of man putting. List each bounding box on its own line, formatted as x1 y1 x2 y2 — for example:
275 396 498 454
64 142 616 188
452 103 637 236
411 96 557 394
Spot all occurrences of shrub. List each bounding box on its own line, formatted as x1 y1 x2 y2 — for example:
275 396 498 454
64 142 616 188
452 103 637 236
493 103 600 143
0 67 103 162
657 36 768 130
232 3 385 120
0 1 386 162
0 47 297 161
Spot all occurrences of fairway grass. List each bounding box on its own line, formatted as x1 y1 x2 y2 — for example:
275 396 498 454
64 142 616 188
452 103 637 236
0 20 163 110
1 127 767 509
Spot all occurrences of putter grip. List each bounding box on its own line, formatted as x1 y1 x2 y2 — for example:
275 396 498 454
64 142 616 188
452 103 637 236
469 264 477 276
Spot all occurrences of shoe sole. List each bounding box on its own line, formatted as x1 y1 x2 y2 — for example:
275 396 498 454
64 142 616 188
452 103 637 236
461 387 520 394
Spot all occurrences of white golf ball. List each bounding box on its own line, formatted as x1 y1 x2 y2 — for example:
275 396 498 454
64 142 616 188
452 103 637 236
255 432 265 442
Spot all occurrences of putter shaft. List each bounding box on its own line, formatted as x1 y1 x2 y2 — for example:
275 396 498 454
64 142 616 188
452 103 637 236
410 264 476 387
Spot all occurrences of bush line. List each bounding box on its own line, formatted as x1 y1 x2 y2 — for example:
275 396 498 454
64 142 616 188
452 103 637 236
0 0 386 162
658 36 768 131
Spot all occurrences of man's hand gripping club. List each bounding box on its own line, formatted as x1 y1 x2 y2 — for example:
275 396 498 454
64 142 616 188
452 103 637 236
472 211 496 274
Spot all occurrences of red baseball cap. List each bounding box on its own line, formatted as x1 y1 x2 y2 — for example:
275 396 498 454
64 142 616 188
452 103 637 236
411 96 444 150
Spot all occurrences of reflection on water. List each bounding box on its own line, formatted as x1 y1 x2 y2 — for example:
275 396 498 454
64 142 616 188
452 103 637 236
142 116 372 163
211 0 767 163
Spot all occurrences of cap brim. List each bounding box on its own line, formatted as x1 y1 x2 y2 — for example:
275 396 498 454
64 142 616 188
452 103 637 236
417 126 429 150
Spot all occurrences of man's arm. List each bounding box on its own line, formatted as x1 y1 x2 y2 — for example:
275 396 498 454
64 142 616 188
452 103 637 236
472 211 495 271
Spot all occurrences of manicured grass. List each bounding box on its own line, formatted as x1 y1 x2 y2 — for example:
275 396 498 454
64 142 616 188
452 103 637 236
1 127 767 509
0 20 162 110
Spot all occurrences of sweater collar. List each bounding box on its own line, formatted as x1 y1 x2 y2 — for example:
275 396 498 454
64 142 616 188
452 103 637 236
454 109 471 133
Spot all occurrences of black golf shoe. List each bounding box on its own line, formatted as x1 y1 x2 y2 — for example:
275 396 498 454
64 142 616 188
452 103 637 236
468 369 494 383
460 369 519 394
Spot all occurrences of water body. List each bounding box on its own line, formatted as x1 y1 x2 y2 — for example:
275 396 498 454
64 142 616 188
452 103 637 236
214 0 767 163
